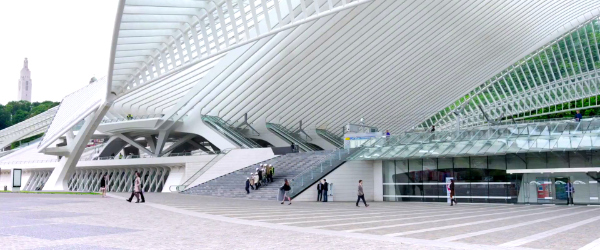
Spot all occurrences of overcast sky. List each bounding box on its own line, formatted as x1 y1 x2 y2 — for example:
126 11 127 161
0 0 118 105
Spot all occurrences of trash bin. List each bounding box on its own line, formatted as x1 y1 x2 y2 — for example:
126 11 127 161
3 186 7 191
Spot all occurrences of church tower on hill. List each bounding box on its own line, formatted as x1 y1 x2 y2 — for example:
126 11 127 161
18 58 32 102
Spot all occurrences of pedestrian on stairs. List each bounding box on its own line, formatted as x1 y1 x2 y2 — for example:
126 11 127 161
268 164 274 182
356 180 369 207
249 173 255 190
317 180 323 202
253 172 260 190
257 167 263 186
245 177 250 194
322 179 329 202
281 179 292 205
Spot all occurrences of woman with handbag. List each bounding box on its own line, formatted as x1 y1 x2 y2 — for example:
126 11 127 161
281 179 292 205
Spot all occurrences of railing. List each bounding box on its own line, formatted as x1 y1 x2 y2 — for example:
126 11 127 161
266 123 319 152
316 129 344 148
288 148 358 198
100 114 163 124
0 159 59 165
202 115 261 148
170 148 234 192
0 137 44 158
85 150 215 161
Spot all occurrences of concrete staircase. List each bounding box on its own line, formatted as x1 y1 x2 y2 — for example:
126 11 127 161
181 151 333 200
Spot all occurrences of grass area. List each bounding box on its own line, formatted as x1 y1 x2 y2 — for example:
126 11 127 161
0 191 100 195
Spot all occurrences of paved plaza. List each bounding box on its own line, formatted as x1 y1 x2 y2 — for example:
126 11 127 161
2 193 600 249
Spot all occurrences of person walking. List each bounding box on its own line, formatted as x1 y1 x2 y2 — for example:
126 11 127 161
575 110 583 122
317 180 323 202
253 172 259 190
126 171 145 203
249 173 255 190
133 172 142 203
269 164 275 181
257 168 263 188
566 180 575 205
100 174 108 198
245 177 251 194
322 179 329 202
281 179 292 205
356 180 369 207
449 179 456 206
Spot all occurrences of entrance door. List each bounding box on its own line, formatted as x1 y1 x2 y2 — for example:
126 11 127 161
535 177 553 204
553 177 568 205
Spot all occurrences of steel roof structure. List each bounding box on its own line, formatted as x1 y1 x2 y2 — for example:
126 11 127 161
421 13 600 131
3 0 600 152
103 0 600 134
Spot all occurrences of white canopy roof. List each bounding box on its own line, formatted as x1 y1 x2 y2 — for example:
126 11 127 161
105 0 600 132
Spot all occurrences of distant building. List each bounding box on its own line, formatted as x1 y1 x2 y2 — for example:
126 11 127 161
17 58 32 102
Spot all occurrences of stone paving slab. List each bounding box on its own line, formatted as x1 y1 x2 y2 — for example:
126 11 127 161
1 193 456 250
7 192 599 250
137 193 600 250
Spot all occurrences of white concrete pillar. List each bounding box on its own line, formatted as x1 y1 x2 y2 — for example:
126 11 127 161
44 104 111 191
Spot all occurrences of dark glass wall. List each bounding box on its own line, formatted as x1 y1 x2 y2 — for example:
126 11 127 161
382 151 600 204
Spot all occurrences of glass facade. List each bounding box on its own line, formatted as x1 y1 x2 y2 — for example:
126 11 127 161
382 151 600 204
350 119 600 161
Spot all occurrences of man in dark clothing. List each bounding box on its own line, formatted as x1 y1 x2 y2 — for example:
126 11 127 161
126 171 145 203
566 180 575 205
449 179 456 206
322 179 329 202
245 178 250 194
356 180 369 207
257 168 263 187
317 180 323 201
575 110 583 122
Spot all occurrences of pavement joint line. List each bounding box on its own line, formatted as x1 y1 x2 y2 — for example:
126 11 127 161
0 222 63 229
436 208 599 242
384 207 581 237
579 236 600 250
335 206 548 232
232 206 451 219
302 206 508 228
169 204 465 216
500 213 600 247
347 206 551 233
218 208 411 217
126 198 537 250
272 206 473 224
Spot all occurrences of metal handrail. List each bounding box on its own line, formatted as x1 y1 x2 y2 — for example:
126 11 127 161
170 148 234 192
288 148 355 198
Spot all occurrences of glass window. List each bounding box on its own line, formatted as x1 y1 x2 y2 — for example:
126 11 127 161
383 161 395 201
423 158 439 201
409 159 424 201
569 151 591 168
592 151 600 166
547 152 568 168
395 160 410 201
453 157 471 202
507 154 526 169
470 157 488 203
438 158 453 197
